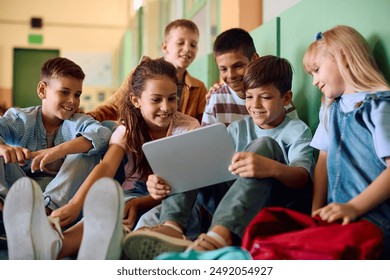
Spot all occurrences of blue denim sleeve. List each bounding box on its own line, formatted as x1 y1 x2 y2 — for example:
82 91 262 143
367 93 390 160
0 108 27 146
66 113 112 154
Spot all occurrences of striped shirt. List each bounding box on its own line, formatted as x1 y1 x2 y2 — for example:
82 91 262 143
201 84 299 127
201 84 248 127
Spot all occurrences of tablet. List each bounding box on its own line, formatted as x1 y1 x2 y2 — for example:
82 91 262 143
142 123 237 194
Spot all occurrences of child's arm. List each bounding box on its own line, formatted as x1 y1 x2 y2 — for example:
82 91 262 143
229 151 310 189
119 170 172 229
51 144 125 227
205 82 223 102
312 151 328 212
201 94 219 126
314 157 390 225
0 108 30 163
29 136 93 173
123 195 162 229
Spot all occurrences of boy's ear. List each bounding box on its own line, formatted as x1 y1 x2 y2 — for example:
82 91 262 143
283 90 293 106
37 81 47 99
161 41 168 54
251 52 260 61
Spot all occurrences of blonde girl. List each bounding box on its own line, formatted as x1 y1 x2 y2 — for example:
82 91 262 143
304 25 390 258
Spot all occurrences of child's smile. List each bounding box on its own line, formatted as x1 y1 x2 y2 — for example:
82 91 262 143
132 77 178 132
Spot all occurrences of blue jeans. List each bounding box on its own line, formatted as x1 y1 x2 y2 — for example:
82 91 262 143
129 181 207 239
0 153 100 210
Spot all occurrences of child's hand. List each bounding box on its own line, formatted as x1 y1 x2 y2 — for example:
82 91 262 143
123 198 140 229
229 152 275 178
0 144 30 165
147 174 171 199
30 147 65 173
50 200 83 228
312 202 359 225
206 82 223 102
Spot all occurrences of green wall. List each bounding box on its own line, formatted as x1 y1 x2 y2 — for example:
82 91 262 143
251 17 279 57
118 30 137 85
13 48 59 108
277 0 390 132
187 53 219 88
188 0 390 133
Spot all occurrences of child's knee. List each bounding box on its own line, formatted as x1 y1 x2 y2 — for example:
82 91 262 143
245 137 284 161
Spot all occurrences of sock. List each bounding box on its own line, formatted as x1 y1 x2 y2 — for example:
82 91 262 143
163 222 183 233
207 231 228 247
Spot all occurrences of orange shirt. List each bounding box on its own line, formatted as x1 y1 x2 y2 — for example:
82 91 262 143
87 70 207 124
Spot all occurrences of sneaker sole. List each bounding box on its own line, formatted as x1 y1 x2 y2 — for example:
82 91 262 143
123 230 192 260
3 177 52 259
77 177 124 260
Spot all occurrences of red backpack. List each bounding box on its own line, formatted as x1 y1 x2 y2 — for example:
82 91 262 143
242 207 383 260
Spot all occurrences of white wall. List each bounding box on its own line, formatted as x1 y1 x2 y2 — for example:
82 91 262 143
263 0 302 23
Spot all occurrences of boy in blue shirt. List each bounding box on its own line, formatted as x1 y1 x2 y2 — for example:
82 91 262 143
123 55 314 259
0 57 111 226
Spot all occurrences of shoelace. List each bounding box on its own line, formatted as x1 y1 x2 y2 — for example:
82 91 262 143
47 216 64 239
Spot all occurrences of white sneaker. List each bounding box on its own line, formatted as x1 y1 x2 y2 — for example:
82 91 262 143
3 177 62 260
77 177 124 260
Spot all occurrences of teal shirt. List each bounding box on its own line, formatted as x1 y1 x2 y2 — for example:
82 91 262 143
227 116 315 179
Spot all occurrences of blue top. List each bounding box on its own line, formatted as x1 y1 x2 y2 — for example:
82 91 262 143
201 84 248 127
0 106 112 171
311 91 390 163
311 91 390 239
227 115 314 178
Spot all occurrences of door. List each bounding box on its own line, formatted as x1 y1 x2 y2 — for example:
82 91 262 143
13 48 59 108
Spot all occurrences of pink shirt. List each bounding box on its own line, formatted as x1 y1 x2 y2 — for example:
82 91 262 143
109 111 200 190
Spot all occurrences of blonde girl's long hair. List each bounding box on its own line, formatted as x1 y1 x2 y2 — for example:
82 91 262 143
303 25 390 127
118 57 178 180
303 25 389 94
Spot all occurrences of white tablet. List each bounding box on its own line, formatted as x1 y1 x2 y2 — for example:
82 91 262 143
142 123 237 194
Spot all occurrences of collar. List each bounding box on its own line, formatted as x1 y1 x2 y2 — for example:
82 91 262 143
183 70 203 89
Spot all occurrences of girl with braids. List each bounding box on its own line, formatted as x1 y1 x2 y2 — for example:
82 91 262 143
4 57 199 259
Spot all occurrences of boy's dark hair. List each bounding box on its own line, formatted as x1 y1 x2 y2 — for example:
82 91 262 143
165 19 199 37
40 57 85 81
213 28 257 59
243 55 293 95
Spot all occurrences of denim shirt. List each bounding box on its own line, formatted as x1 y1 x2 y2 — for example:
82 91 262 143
325 92 390 233
0 106 112 173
